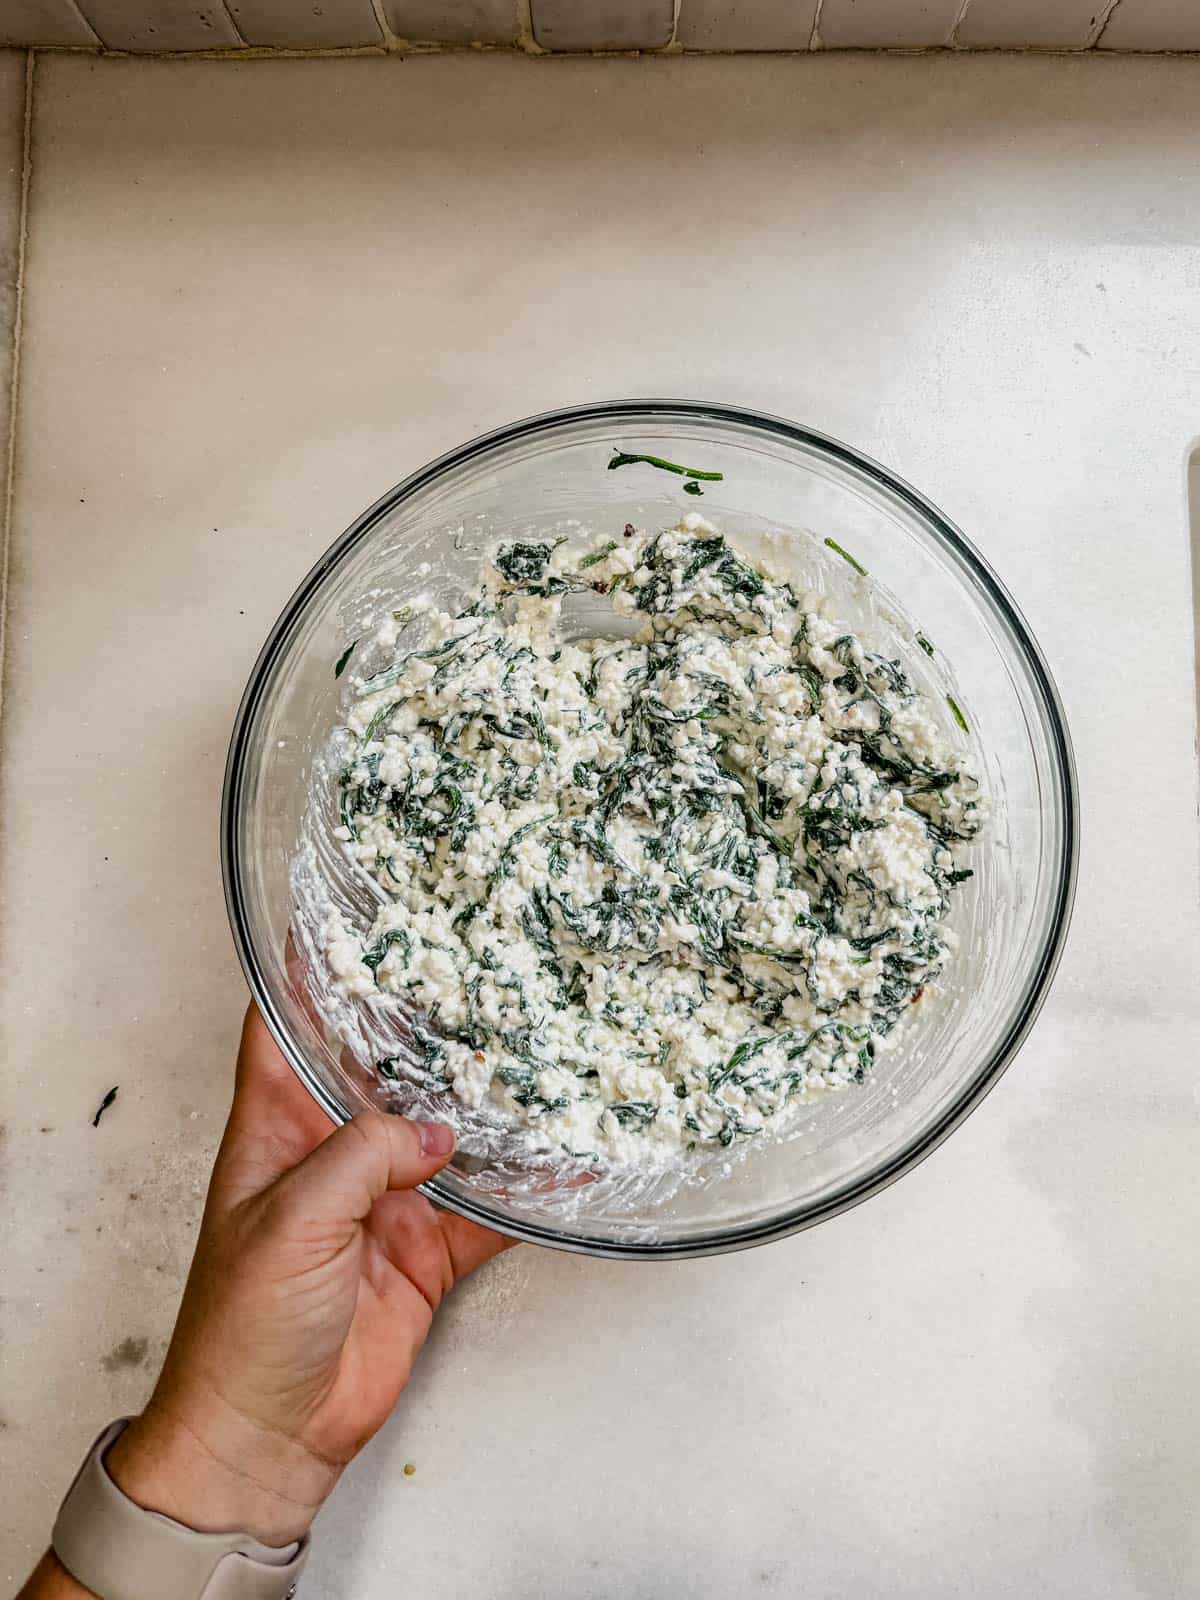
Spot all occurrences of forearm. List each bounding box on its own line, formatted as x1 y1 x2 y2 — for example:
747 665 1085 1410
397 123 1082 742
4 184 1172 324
16 1402 325 1600
17 1551 96 1599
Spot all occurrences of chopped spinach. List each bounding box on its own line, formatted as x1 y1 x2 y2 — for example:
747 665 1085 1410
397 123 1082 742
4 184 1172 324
332 517 983 1162
92 1086 119 1128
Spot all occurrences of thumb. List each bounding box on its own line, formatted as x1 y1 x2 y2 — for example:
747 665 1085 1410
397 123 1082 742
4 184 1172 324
269 1112 455 1234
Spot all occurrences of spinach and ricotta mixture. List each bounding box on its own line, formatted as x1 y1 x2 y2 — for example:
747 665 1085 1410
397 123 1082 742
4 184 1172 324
325 518 983 1168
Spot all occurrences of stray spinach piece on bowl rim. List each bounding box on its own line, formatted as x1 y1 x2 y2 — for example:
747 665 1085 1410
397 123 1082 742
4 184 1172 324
823 537 867 577
608 450 723 482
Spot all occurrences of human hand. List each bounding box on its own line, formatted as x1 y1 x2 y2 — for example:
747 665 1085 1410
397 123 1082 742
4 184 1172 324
104 1005 513 1546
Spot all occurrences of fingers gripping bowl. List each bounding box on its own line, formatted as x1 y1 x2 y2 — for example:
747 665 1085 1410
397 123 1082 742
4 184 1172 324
222 402 1077 1259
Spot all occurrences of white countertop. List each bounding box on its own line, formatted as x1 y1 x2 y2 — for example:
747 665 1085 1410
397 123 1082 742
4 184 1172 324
2 49 1199 1597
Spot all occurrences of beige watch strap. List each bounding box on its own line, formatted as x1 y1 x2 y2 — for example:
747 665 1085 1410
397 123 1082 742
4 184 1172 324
52 1419 310 1600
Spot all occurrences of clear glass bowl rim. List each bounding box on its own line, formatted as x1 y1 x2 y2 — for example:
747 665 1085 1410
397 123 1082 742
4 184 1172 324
221 398 1080 1260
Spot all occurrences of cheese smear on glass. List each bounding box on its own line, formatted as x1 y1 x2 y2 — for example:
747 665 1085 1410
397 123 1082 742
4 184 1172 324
326 519 983 1168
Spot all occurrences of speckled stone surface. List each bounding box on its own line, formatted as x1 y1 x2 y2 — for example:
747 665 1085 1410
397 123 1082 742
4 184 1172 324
2 51 1199 1598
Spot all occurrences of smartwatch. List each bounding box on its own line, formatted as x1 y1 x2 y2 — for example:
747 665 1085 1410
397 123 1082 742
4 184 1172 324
52 1419 310 1599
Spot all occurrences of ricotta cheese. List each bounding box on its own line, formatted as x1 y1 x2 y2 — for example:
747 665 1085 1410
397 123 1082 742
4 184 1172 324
323 522 983 1168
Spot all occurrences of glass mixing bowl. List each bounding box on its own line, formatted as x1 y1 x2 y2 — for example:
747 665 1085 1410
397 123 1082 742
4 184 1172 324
222 401 1077 1259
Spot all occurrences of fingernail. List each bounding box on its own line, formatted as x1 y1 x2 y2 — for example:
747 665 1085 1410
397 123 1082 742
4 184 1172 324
416 1120 454 1157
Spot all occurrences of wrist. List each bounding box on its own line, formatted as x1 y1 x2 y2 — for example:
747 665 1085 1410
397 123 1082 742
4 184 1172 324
105 1397 338 1548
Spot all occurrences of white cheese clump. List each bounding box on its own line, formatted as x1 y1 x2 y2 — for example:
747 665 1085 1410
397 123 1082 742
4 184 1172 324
324 521 983 1168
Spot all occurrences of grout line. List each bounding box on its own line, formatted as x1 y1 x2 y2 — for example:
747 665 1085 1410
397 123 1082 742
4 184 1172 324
1183 447 1200 809
367 0 401 51
0 48 33 738
948 0 975 47
215 0 249 49
10 35 1200 58
1091 0 1127 48
62 0 103 48
516 0 544 53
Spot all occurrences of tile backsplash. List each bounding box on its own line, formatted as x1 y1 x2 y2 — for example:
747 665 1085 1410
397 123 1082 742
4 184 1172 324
3 0 1199 52
383 0 520 45
674 0 819 51
1098 0 1200 51
229 0 383 48
954 0 1113 49
70 0 242 50
5 0 98 46
817 0 964 49
531 0 674 48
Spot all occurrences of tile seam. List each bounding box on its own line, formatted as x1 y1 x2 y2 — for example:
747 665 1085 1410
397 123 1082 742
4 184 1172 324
0 47 33 739
948 0 976 47
11 36 1200 55
1093 0 1129 48
367 0 400 50
216 0 249 49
